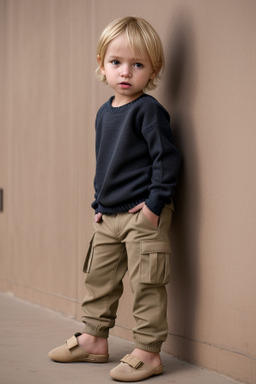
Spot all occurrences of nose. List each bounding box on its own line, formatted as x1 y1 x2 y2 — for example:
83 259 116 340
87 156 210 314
120 64 131 78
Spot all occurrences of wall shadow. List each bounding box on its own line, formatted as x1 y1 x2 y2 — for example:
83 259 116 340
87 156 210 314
163 14 201 365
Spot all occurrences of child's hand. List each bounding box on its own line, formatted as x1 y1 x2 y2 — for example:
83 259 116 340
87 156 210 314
128 202 144 213
94 212 103 223
129 203 159 228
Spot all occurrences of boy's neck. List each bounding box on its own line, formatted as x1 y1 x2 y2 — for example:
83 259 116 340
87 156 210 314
111 92 145 108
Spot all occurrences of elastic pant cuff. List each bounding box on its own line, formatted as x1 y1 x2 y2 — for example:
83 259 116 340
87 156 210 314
82 323 109 339
134 341 162 353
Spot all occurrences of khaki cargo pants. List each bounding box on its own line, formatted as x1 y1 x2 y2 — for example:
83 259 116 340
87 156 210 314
81 204 173 353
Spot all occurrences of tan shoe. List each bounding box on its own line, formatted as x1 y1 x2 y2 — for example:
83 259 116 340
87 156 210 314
48 333 109 363
110 354 164 382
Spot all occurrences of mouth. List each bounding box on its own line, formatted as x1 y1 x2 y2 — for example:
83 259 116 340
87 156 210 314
120 82 132 89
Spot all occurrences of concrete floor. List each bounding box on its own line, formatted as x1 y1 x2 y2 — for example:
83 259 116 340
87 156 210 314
0 292 243 384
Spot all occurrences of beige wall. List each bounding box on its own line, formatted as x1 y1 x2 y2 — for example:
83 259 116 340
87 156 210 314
0 1 255 383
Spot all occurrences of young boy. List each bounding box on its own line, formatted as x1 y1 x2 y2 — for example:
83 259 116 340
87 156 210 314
48 16 181 382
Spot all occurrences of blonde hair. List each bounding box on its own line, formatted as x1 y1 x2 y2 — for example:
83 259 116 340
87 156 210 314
96 16 165 91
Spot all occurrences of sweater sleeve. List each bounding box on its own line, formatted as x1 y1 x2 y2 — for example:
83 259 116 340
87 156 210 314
91 108 100 213
142 103 182 216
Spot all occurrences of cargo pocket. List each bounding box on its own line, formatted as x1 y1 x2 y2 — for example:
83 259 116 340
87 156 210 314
140 240 171 284
83 234 95 274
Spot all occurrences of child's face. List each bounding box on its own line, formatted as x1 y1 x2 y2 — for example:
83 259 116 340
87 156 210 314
98 34 156 106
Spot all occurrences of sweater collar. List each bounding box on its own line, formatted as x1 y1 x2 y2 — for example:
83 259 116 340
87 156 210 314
107 94 148 112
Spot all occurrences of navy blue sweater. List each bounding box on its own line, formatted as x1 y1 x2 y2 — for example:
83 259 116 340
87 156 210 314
92 94 181 216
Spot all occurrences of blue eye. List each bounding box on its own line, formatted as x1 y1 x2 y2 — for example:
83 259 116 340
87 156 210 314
111 60 120 65
134 63 143 69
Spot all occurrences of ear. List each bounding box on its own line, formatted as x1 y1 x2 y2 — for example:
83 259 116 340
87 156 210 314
149 67 158 80
97 55 105 75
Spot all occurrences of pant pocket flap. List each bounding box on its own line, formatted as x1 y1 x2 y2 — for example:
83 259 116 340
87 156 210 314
140 240 172 255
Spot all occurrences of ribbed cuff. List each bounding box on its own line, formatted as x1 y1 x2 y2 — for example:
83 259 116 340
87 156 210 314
82 323 109 339
145 197 165 216
134 341 162 353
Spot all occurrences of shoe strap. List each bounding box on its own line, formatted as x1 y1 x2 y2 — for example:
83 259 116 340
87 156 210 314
66 335 79 350
121 354 143 369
